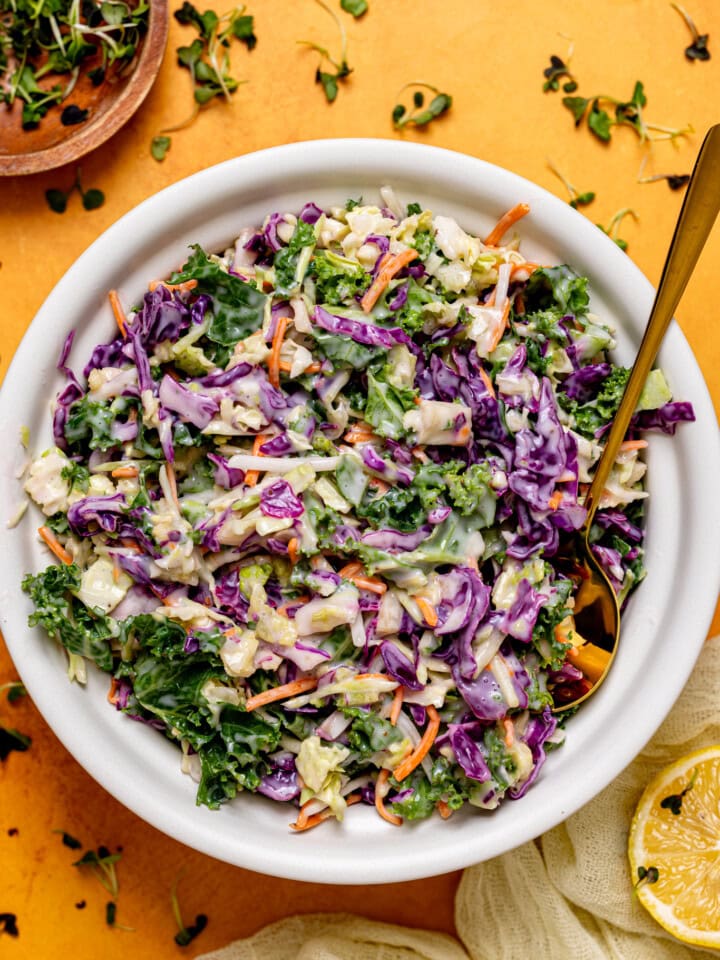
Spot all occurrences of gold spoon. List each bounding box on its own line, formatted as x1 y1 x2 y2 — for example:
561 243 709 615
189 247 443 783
552 123 720 712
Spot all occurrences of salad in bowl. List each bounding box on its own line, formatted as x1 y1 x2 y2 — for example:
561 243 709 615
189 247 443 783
18 184 694 833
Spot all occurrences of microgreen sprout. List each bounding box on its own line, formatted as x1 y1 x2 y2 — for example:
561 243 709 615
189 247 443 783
152 4 254 158
298 0 352 102
660 767 698 815
392 82 452 129
596 208 638 252
563 81 692 144
171 873 208 947
633 864 660 895
547 160 595 208
542 43 577 93
671 3 710 61
45 169 105 213
72 846 122 898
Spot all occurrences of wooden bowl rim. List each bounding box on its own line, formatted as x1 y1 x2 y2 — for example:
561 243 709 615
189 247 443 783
0 0 168 177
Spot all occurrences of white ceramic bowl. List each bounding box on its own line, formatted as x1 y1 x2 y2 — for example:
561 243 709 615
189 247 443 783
2 139 719 884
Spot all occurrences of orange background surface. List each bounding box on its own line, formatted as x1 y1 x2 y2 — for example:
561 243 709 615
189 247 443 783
1 1 719 956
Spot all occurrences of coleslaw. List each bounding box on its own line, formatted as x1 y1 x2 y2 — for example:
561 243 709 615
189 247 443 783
20 188 695 828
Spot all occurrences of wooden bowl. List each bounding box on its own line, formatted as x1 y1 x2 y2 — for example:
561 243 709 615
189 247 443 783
0 0 168 176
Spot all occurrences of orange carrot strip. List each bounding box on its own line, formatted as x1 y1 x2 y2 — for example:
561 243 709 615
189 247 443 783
38 526 73 565
374 769 403 826
486 299 511 353
164 462 180 510
107 678 119 705
288 537 300 565
245 677 318 712
276 595 311 618
353 672 392 682
390 686 404 725
361 248 419 313
484 202 531 247
244 433 268 487
548 490 564 511
503 718 515 748
343 424 377 444
478 367 496 399
108 289 127 338
509 261 544 278
148 278 199 294
268 315 288 389
349 575 387 595
119 538 143 553
619 439 649 452
278 359 322 375
436 799 453 820
290 794 362 832
111 466 139 479
368 477 390 494
514 292 526 316
394 705 441 782
338 561 364 579
415 596 438 628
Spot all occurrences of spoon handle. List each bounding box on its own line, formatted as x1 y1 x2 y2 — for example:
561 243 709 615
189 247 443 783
583 124 720 526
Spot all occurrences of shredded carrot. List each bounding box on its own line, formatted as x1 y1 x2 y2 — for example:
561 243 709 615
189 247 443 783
111 466 139 479
244 433 267 487
288 537 300 565
619 439 649 452
509 261 544 278
478 367 496 399
338 561 364 579
290 794 362 832
456 422 472 445
112 558 120 583
268 315 288 389
350 575 387 595
486 299 511 353
436 799 453 820
164 462 180 510
390 686 404 725
119 538 143 553
343 424 377 444
38 525 73 565
361 248 419 313
514 292 525 316
278 359 322 375
414 596 438 628
374 769 403 826
353 672 392 682
107 678 120 705
245 677 318 712
108 289 127 338
276 596 311 617
394 705 441 782
548 490 564 511
484 202 531 247
367 477 390 494
503 718 515 748
148 278 199 294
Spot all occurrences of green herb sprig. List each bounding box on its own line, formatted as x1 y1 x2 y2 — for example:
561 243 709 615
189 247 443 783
563 81 692 144
298 0 352 102
73 846 122 898
597 208 638 252
660 768 698 815
547 160 595 208
671 3 710 61
542 53 577 93
392 82 452 129
45 169 105 213
152 4 255 159
171 875 208 947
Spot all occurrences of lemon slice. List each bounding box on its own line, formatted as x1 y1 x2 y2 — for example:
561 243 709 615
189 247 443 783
628 745 720 948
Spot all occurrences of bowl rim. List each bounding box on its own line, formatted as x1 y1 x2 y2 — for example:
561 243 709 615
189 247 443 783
0 0 168 177
2 137 719 883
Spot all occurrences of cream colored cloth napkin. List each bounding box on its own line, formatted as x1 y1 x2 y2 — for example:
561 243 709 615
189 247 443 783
199 636 720 960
